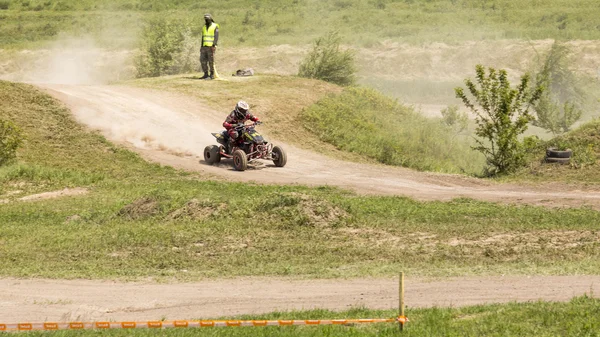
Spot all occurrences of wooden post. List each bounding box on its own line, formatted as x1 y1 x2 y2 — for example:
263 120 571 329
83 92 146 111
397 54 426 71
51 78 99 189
399 272 405 331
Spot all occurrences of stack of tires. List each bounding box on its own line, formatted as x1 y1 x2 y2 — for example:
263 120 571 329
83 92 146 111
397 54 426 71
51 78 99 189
545 147 572 164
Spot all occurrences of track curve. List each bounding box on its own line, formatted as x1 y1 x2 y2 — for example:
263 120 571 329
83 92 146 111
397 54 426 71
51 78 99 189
40 84 600 209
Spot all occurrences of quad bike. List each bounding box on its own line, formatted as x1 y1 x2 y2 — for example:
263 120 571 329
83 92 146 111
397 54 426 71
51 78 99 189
203 122 287 171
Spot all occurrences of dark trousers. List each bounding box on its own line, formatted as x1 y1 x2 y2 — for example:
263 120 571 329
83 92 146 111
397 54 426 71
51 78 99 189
200 46 215 74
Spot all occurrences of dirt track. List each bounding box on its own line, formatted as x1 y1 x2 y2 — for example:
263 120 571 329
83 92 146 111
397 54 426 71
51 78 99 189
0 83 594 322
2 276 599 322
41 84 600 209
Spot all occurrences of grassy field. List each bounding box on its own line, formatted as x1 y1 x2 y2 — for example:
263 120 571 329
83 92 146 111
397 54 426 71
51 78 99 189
1 1 600 334
2 0 600 49
13 296 600 336
1 80 600 280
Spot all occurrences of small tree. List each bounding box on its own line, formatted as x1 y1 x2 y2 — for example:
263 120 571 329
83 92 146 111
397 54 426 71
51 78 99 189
532 41 583 135
298 32 356 86
441 105 468 133
455 65 542 176
0 119 23 166
533 95 581 135
134 17 190 78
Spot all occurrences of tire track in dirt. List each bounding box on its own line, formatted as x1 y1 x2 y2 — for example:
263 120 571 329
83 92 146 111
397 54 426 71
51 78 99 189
40 84 600 209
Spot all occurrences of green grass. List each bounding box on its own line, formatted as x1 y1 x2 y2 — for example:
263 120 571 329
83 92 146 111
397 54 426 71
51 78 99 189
2 80 600 280
300 87 485 174
2 0 600 49
15 296 600 336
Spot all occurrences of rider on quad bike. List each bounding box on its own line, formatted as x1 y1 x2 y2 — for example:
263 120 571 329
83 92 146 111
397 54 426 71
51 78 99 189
223 100 260 153
204 100 286 171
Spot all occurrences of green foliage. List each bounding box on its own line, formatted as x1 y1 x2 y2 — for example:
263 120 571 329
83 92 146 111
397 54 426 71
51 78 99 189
0 118 23 166
543 119 600 167
456 65 542 176
302 87 484 174
440 104 468 133
512 119 600 180
532 41 583 135
134 17 197 78
298 32 356 86
534 96 582 136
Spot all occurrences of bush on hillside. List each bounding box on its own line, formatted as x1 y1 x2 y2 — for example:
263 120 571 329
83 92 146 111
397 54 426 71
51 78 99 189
456 65 543 176
544 119 600 167
301 87 484 174
532 41 583 135
298 32 356 86
134 17 198 78
0 119 24 166
441 105 469 133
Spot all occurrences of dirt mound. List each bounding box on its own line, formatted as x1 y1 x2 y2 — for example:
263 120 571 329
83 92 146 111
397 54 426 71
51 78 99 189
167 198 227 220
297 194 348 227
258 192 348 228
118 197 160 220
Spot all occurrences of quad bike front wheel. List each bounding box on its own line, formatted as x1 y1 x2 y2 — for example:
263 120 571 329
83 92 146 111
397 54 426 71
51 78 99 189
232 149 248 171
272 145 287 167
204 145 221 164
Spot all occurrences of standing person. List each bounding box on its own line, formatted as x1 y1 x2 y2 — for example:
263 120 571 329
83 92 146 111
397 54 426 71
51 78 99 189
200 13 219 80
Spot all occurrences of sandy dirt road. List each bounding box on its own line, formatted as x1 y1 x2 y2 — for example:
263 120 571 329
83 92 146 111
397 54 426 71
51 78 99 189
40 84 600 209
2 276 599 322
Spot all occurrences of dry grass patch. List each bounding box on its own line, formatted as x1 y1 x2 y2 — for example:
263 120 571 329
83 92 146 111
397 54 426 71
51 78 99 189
447 231 600 251
167 198 227 221
117 197 160 220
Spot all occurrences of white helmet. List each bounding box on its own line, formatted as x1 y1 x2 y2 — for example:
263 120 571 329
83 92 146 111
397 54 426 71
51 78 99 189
234 100 249 119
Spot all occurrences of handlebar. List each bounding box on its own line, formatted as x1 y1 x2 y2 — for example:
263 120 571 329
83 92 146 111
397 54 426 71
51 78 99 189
234 121 262 129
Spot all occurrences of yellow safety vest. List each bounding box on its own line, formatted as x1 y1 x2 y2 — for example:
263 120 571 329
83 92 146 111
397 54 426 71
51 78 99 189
202 23 219 47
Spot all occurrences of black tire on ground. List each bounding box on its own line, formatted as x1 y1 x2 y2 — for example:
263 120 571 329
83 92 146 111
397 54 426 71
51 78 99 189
545 156 571 164
233 149 248 171
272 145 287 168
204 145 221 164
546 148 572 158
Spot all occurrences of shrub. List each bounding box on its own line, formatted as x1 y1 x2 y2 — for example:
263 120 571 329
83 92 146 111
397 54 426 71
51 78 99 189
534 97 581 136
134 17 197 78
532 41 583 135
298 32 356 86
441 105 468 133
0 1 9 10
456 65 542 176
0 119 24 166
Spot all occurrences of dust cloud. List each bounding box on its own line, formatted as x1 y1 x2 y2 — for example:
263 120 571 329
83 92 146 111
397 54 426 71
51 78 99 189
0 37 134 85
45 85 220 159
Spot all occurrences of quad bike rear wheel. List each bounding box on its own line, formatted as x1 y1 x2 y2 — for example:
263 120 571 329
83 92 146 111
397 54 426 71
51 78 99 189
233 149 248 171
204 145 221 164
272 146 287 167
